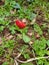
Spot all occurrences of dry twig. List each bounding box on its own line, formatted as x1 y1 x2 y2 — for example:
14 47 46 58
16 56 49 63
14 60 19 65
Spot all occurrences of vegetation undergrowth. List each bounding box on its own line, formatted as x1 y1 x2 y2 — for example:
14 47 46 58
0 0 49 65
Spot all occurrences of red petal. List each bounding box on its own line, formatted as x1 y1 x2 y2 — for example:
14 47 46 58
15 20 26 29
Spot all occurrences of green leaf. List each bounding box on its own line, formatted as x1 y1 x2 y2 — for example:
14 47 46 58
0 26 4 32
0 46 4 56
10 1 16 7
37 59 46 65
47 51 49 55
9 25 16 34
34 23 43 35
33 37 47 56
2 40 14 49
2 61 9 65
23 53 30 59
14 3 21 9
21 62 34 65
47 40 49 46
22 33 31 43
29 13 36 20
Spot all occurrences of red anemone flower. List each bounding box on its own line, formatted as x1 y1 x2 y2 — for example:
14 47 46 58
15 20 26 29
